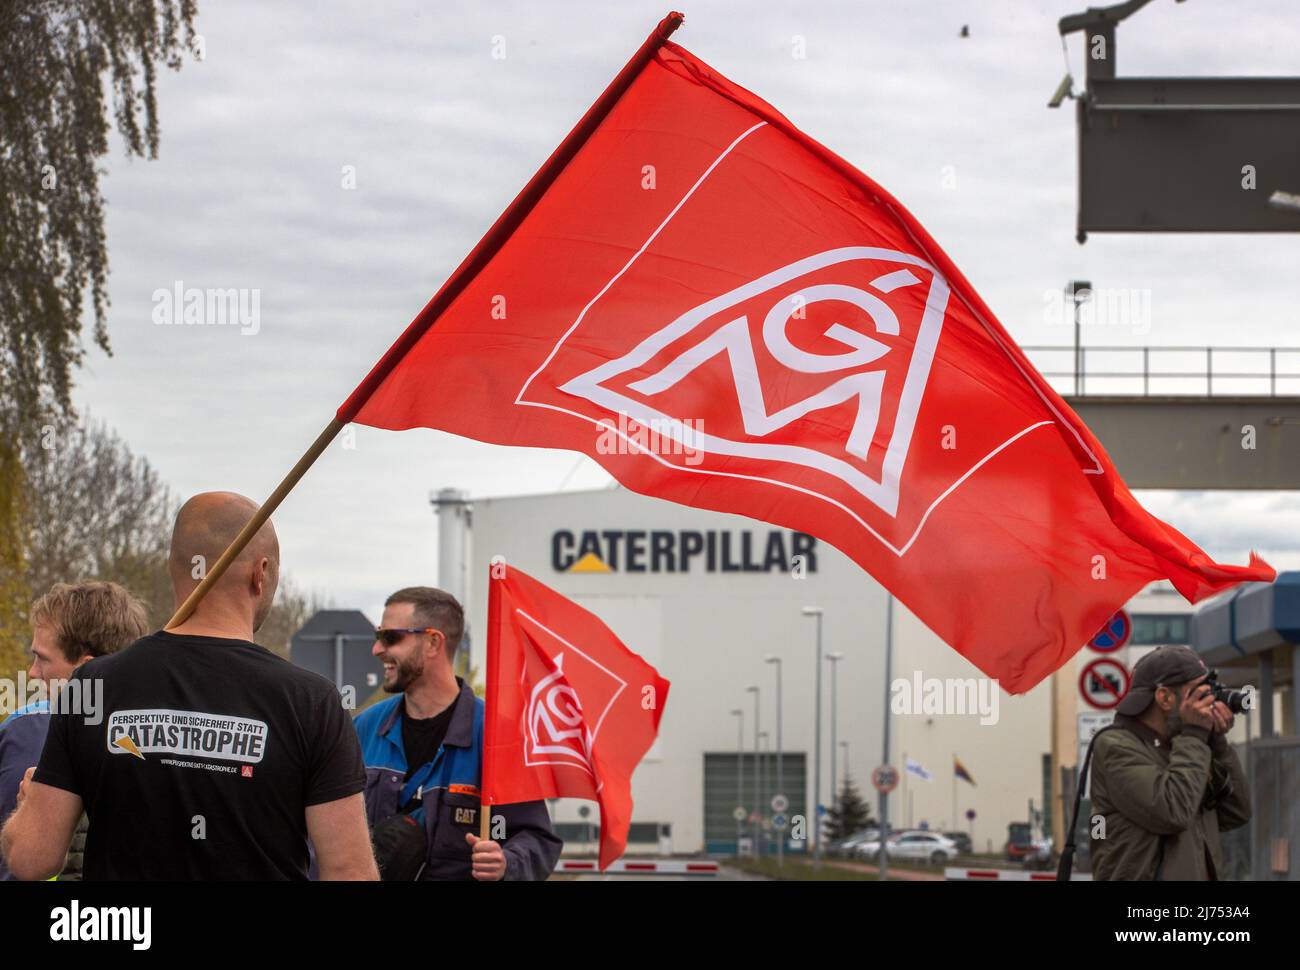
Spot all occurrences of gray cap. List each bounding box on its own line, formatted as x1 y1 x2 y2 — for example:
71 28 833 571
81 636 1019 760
1117 645 1209 716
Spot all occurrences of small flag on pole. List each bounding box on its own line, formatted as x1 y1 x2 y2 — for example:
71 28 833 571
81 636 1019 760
905 757 932 782
954 757 976 786
483 563 670 870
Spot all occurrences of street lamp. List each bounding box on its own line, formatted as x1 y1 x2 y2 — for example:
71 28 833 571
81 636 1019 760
1066 280 1092 395
731 707 744 855
802 606 824 867
765 654 784 867
746 685 760 857
878 593 895 882
758 730 769 859
826 651 844 812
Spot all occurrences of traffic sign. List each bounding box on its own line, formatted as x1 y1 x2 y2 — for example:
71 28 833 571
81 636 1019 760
772 814 788 831
871 764 900 793
771 793 789 813
733 806 746 822
1079 657 1131 710
1088 610 1131 653
1078 710 1115 785
965 809 976 821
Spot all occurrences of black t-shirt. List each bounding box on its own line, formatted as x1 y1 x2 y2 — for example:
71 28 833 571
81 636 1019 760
400 697 455 785
35 631 365 880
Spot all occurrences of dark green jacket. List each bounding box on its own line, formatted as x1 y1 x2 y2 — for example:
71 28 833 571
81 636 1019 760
1089 714 1249 880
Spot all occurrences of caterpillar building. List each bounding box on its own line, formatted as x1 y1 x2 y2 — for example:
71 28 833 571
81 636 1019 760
419 483 1297 864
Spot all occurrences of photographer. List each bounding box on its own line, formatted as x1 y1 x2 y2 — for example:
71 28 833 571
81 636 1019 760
1089 646 1250 880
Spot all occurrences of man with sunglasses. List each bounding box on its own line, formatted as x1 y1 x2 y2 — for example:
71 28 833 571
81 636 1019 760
1088 645 1250 880
354 586 561 880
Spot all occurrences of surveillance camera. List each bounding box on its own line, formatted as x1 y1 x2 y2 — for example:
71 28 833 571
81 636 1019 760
1268 189 1300 213
1048 74 1074 109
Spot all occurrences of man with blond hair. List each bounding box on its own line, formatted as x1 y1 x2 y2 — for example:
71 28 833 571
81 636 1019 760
0 581 149 880
1 491 378 880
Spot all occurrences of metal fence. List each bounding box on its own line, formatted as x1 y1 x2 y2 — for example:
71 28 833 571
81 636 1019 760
1221 737 1300 882
1021 345 1300 397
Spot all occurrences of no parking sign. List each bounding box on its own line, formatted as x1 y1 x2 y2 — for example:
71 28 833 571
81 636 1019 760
1088 610 1131 653
1079 657 1130 710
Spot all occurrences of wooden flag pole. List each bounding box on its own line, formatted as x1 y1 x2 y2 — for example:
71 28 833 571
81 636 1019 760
166 11 686 629
165 418 344 628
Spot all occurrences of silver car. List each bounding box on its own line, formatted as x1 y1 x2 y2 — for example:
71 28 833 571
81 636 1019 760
856 831 958 865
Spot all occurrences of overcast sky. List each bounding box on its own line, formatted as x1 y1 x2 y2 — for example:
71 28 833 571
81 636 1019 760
75 0 1300 622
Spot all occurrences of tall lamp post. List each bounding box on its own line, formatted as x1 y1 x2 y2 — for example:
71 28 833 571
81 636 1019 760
801 606 824 867
757 731 769 859
765 654 784 867
879 594 894 881
827 651 844 812
731 707 744 856
1066 280 1092 395
746 685 760 858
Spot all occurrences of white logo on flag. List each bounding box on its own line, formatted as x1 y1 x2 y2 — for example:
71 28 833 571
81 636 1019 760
526 655 595 772
515 610 627 787
557 248 949 519
516 120 1078 558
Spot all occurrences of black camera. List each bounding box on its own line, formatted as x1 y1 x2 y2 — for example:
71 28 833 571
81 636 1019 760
1204 669 1249 715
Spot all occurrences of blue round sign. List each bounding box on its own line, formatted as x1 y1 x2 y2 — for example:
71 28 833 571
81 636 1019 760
1088 610 1131 653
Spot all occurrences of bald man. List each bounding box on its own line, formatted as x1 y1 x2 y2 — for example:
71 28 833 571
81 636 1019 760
0 492 378 880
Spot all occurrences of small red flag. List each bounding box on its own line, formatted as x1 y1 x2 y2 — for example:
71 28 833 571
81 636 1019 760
342 17 1273 692
483 564 669 871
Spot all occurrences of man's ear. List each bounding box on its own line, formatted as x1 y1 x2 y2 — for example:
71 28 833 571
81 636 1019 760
250 557 269 596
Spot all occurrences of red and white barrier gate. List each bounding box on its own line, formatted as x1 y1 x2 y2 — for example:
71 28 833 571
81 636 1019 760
944 867 1092 881
557 859 720 876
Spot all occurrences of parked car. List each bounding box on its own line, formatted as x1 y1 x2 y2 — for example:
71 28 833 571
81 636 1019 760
856 831 958 865
831 828 880 857
1022 837 1055 870
942 831 973 855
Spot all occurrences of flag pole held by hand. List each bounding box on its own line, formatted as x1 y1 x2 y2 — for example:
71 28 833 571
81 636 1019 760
165 418 344 628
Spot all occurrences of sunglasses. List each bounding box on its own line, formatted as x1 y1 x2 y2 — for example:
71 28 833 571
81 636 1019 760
375 627 436 647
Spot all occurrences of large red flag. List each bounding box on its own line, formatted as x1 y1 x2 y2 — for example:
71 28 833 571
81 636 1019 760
484 563 669 870
342 14 1272 692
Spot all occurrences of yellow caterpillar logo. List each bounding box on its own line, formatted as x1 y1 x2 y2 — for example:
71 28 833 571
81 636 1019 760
113 736 145 760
